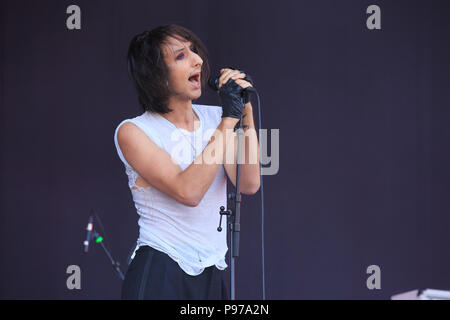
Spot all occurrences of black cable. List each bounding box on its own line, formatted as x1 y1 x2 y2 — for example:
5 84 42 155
254 91 266 300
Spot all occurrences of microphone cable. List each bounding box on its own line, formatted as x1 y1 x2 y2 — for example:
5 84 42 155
208 73 266 299
253 90 266 300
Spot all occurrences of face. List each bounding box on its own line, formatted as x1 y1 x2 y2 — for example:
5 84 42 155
162 36 203 102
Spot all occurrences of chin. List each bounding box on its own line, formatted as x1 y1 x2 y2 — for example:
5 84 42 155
191 91 202 100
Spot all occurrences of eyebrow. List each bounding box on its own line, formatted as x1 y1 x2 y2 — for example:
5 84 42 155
173 42 194 55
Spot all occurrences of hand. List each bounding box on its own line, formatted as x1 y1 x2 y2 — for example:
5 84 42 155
218 68 254 119
241 72 255 104
218 68 254 92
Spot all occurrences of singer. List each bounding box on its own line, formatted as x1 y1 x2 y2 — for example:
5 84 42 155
114 25 260 300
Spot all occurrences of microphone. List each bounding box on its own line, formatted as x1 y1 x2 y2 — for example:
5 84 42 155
208 71 256 93
83 216 94 253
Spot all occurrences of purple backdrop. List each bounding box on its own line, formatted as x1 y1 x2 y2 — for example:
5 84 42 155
1 0 449 299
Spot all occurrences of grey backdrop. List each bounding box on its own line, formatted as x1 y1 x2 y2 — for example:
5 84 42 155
1 0 449 299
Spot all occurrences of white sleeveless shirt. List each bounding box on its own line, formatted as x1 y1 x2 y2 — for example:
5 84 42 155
114 104 228 276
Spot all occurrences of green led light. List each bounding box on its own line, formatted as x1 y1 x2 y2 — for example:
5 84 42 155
96 236 103 243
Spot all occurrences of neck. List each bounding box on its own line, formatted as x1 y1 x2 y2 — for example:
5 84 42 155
162 98 198 132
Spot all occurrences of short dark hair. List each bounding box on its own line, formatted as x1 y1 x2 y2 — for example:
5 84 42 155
127 25 211 114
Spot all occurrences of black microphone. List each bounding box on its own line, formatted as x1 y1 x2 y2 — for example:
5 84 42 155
208 71 256 93
83 216 94 253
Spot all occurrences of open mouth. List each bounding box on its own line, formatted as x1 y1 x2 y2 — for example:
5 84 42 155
188 73 201 88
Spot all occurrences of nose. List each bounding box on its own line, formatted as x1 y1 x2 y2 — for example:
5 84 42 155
192 51 203 68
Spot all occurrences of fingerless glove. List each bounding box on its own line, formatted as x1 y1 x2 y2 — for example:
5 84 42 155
241 71 255 104
219 78 245 119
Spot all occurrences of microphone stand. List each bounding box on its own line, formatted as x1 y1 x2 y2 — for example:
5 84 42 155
85 226 125 281
218 113 247 300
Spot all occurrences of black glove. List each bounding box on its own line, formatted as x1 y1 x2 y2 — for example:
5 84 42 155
241 71 255 104
219 78 245 119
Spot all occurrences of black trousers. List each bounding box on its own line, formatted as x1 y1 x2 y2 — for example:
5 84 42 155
121 245 229 300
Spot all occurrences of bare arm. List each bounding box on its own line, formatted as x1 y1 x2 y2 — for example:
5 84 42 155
117 117 239 207
224 102 261 194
